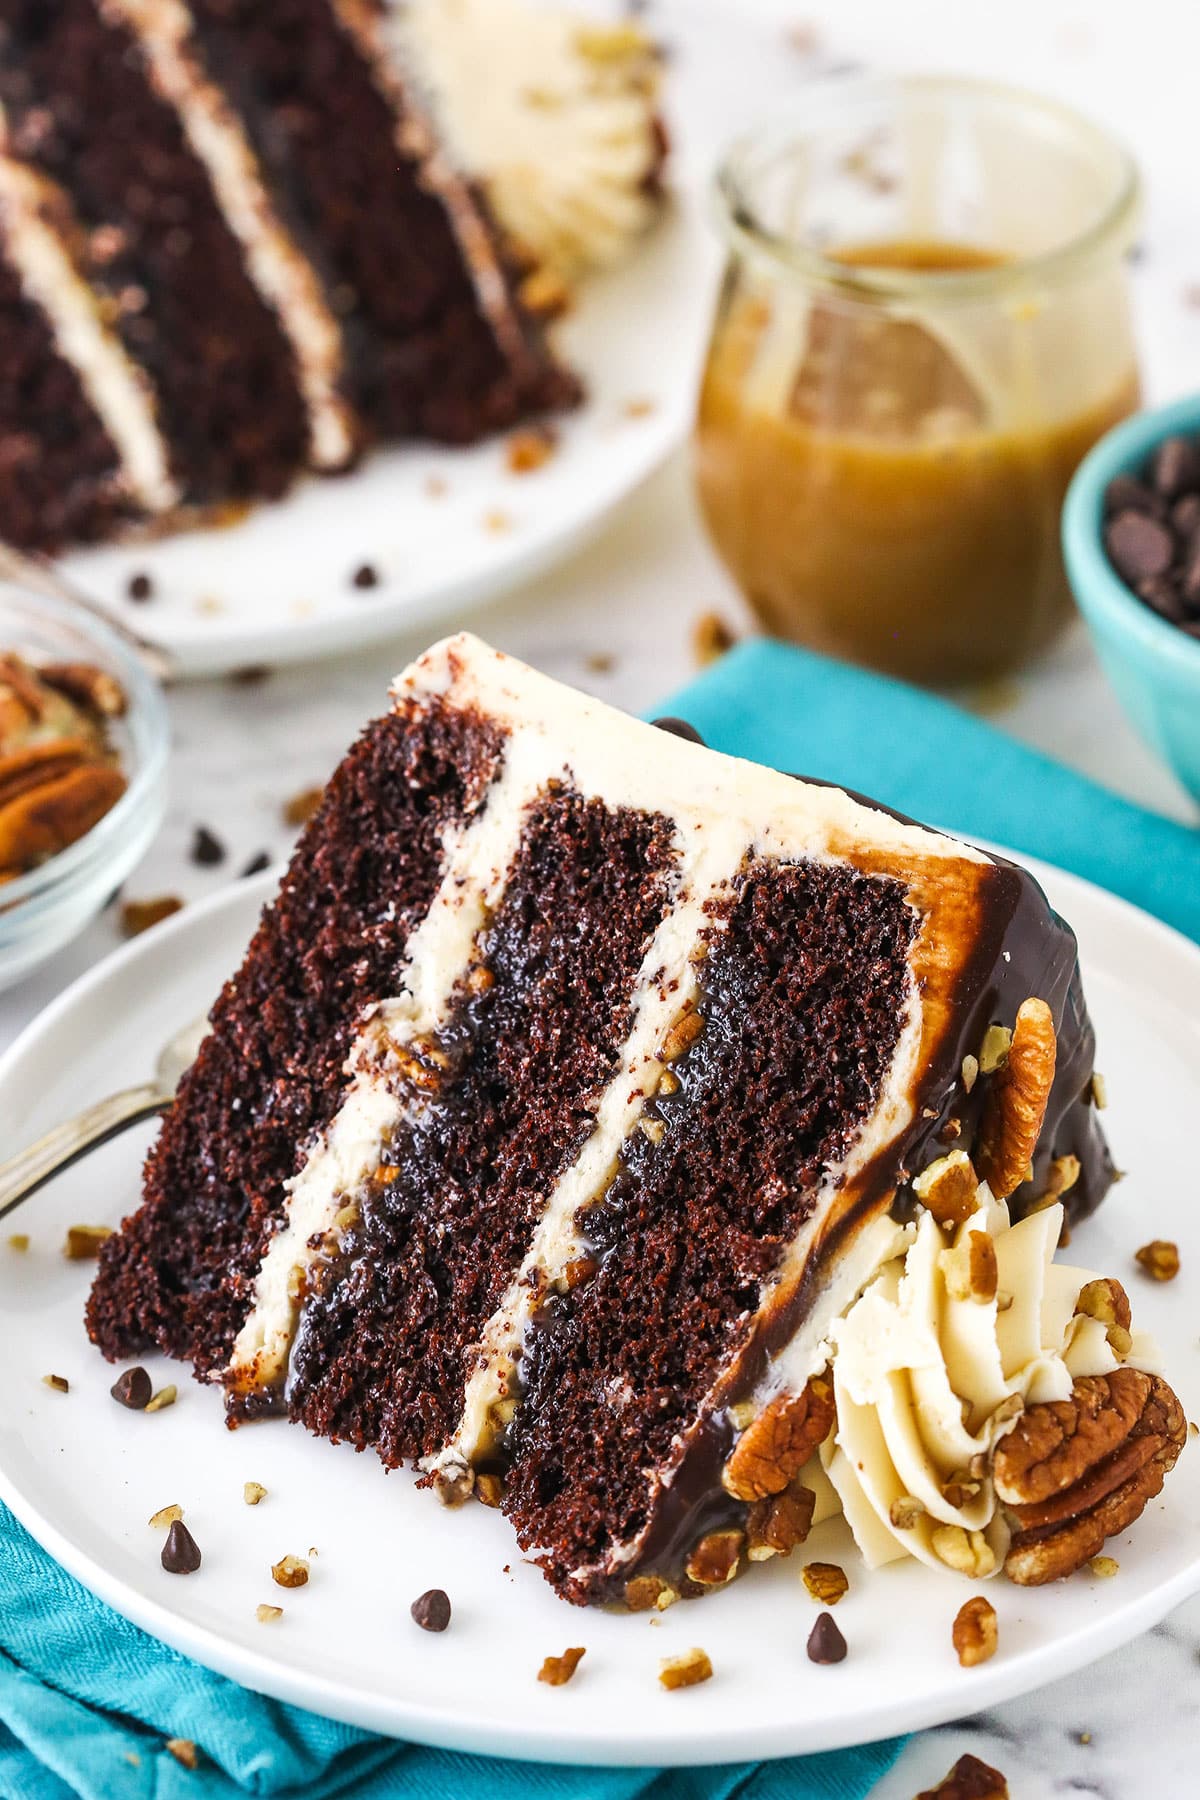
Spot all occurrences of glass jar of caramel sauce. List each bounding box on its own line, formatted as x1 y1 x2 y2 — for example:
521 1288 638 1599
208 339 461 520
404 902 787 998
695 79 1142 683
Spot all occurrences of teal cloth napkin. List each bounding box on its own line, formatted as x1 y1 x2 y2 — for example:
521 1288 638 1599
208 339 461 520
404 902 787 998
4 636 1197 1800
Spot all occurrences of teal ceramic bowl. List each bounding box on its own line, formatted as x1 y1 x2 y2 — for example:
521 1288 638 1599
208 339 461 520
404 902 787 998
1063 393 1200 807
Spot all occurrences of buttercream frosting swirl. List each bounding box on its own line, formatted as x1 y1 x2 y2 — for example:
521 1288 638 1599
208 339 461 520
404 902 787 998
820 1185 1159 1574
400 0 664 276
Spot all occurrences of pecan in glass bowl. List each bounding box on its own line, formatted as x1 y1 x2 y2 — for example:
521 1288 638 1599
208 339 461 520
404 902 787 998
0 585 167 989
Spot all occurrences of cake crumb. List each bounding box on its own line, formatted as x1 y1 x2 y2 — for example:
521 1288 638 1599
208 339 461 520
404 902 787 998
271 1554 309 1589
63 1224 112 1260
7 1233 29 1252
42 1373 69 1393
243 1482 268 1507
144 1385 178 1413
283 786 324 828
658 1647 712 1690
483 509 513 534
120 896 183 937
165 1739 198 1769
623 396 656 419
1089 1555 1119 1578
149 1504 183 1529
424 474 448 499
538 1646 585 1686
256 1603 283 1624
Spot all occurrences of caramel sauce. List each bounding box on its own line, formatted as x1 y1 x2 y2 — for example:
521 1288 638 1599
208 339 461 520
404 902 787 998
695 238 1139 682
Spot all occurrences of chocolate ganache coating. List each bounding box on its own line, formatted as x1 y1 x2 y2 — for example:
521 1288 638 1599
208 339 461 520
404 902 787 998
606 723 1117 1607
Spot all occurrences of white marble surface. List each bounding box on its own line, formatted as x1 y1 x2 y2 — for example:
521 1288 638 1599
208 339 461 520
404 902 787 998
3 0 1200 1793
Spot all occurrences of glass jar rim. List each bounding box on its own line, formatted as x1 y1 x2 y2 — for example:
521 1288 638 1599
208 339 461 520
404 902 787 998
713 74 1142 304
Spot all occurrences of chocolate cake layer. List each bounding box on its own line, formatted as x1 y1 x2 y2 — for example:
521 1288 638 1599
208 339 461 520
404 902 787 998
86 697 504 1375
186 0 579 444
501 858 918 1600
0 240 129 549
286 787 676 1462
0 0 309 505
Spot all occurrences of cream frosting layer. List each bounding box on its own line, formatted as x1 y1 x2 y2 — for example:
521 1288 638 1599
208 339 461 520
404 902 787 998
403 0 664 276
821 1188 1159 1574
103 0 357 472
0 146 177 515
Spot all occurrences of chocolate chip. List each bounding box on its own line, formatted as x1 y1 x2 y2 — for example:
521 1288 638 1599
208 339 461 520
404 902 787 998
1151 434 1200 499
110 1366 152 1410
161 1520 202 1574
411 1588 451 1632
1105 511 1174 586
1182 542 1200 610
351 562 379 590
127 572 154 602
241 850 271 877
1171 493 1200 537
1104 473 1164 518
806 1611 847 1664
652 716 706 745
190 825 226 867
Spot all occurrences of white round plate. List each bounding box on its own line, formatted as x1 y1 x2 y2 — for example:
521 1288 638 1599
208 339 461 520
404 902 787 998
0 850 1197 1765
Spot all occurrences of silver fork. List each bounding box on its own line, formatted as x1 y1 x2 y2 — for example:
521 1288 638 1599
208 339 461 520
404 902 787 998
0 1015 206 1222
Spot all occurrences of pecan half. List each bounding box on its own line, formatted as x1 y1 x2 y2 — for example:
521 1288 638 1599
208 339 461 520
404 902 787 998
721 1375 835 1502
0 761 126 873
974 998 1056 1199
994 1369 1186 1585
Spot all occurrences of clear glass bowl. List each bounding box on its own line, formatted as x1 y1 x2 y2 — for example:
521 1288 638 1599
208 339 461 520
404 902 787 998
0 586 168 989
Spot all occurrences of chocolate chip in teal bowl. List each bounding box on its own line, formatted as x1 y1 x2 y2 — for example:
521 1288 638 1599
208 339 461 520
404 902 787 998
1063 392 1200 808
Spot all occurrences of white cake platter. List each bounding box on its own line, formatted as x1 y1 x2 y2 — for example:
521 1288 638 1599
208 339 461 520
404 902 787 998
0 849 1196 1765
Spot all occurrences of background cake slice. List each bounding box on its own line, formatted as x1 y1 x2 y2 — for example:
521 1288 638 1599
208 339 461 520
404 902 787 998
0 0 578 551
88 634 1117 1605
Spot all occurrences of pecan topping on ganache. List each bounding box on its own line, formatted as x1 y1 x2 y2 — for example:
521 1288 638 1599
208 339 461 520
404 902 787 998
974 998 1056 1199
721 1375 835 1502
994 1368 1187 1585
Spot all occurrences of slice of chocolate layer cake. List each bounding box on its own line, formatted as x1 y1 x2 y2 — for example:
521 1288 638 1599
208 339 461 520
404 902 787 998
89 634 1135 1606
0 0 577 550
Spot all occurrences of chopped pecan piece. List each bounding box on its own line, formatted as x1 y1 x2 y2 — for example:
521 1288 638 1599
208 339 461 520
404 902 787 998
975 998 1056 1199
1135 1239 1180 1282
721 1375 834 1501
995 1369 1187 1585
931 1526 996 1577
801 1561 848 1605
684 1528 743 1586
941 1231 998 1304
625 1574 678 1612
746 1483 815 1560
913 1151 979 1227
538 1646 585 1686
917 1752 1009 1799
1075 1277 1133 1354
40 661 126 718
63 1224 112 1260
658 1647 712 1691
952 1596 998 1667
